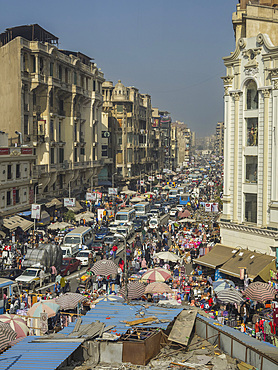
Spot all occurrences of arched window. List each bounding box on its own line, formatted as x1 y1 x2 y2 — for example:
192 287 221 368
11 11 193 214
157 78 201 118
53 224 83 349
246 80 258 110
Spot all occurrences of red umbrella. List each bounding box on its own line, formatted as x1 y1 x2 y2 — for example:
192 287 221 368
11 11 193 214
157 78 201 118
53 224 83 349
141 268 171 283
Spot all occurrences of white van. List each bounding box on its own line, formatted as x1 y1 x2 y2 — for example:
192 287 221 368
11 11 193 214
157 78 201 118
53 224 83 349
62 226 93 256
115 207 136 225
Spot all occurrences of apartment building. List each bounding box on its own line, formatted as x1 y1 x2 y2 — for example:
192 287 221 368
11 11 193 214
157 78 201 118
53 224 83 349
152 109 172 170
171 121 192 168
102 80 153 180
0 133 35 216
0 24 104 202
216 122 224 156
220 0 278 256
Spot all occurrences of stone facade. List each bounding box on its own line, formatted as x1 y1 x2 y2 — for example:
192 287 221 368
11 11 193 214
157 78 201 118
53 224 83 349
102 80 153 180
221 3 278 255
0 24 104 202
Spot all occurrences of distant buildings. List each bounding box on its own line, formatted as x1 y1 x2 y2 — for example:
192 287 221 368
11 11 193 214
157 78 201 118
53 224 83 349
220 0 278 256
215 122 224 156
171 121 193 169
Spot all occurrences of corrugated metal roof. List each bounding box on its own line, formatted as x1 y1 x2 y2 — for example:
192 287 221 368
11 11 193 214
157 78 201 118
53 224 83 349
0 336 81 370
197 314 278 363
0 302 182 370
62 301 183 336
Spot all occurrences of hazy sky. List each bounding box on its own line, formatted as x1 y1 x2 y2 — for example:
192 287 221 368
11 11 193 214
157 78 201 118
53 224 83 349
1 0 239 136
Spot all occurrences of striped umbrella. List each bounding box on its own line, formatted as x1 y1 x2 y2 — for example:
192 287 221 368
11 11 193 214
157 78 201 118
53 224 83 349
27 300 60 318
119 281 145 300
244 282 276 303
55 293 88 311
141 268 171 283
91 260 118 277
213 279 235 294
0 314 29 338
145 282 173 294
0 322 17 352
94 294 124 303
217 288 244 305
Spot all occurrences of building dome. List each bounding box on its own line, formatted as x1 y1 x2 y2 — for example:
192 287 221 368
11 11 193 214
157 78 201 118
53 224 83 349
113 80 128 100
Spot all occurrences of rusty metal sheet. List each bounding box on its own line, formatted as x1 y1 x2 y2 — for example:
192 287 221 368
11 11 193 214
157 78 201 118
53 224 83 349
168 309 197 346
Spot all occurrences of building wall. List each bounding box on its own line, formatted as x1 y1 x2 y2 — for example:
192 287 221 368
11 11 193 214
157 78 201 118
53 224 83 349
0 28 105 201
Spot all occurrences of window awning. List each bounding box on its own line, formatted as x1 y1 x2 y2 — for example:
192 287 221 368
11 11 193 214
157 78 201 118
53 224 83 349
219 250 276 281
193 244 238 269
3 216 33 232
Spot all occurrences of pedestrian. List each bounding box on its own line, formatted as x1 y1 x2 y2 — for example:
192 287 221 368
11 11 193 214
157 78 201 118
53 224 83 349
39 269 45 288
50 265 57 283
112 244 118 259
60 276 66 293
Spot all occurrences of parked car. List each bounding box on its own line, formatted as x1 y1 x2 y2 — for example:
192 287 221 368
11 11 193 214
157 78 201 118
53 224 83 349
95 227 110 240
60 257 81 276
0 269 22 281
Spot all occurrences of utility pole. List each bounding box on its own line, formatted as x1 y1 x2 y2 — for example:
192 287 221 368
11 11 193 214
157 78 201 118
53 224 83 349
33 183 42 233
112 172 117 219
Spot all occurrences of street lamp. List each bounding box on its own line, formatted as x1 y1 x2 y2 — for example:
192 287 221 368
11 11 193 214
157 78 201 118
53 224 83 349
112 172 117 218
34 183 42 233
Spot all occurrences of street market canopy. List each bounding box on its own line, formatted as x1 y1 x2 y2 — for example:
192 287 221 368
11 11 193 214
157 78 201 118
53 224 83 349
193 244 238 269
219 249 276 282
3 216 33 232
67 200 83 213
75 212 94 222
45 198 63 208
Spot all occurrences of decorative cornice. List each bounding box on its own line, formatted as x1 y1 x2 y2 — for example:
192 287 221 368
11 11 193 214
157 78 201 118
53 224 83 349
242 48 261 70
219 221 278 238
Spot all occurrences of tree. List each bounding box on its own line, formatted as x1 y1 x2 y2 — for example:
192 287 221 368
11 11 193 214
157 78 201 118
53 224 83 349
64 210 75 223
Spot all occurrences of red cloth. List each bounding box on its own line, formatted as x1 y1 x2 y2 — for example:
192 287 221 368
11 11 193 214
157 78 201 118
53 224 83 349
112 245 118 252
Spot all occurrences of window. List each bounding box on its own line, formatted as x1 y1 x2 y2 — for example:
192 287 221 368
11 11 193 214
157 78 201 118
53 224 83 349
31 55 36 73
58 121 62 141
59 148 64 163
6 191 11 206
117 104 123 113
33 91 36 106
65 68 68 83
246 80 258 110
50 120 54 141
15 189 20 204
49 90 53 107
245 193 257 223
7 165 12 180
74 72 77 85
74 123 77 142
93 80 96 91
80 147 85 156
50 148 55 164
24 115 29 135
246 118 258 146
118 137 122 145
59 65 62 80
245 156 257 183
102 145 108 157
16 164 20 179
39 57 44 74
74 147 78 162
50 62 54 77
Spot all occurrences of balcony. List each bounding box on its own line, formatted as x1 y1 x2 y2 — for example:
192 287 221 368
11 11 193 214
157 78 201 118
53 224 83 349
33 164 48 177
